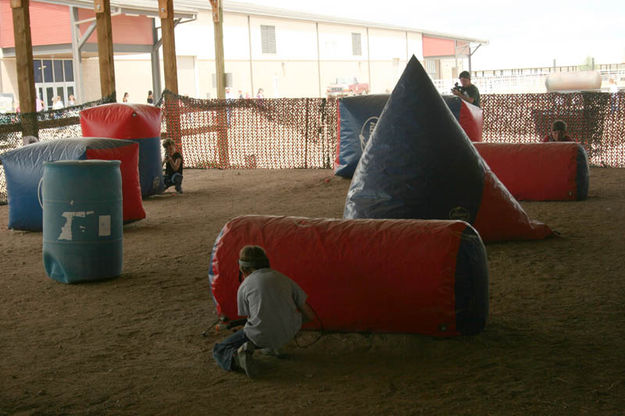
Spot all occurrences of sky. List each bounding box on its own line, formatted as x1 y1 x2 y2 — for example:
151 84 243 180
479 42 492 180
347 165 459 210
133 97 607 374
241 0 625 70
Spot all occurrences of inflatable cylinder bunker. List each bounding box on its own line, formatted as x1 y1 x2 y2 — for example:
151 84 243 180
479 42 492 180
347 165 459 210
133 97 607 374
334 94 483 178
475 142 589 201
209 215 489 337
80 103 164 197
42 160 123 284
0 138 145 231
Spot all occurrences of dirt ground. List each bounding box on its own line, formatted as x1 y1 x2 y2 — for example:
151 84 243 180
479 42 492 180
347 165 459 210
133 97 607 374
1 167 624 415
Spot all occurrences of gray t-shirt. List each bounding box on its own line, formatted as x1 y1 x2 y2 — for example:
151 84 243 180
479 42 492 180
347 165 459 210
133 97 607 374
237 268 308 349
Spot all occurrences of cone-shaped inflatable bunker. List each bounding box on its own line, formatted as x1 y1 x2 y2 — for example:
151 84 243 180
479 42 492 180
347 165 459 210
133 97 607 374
334 94 482 178
344 56 552 243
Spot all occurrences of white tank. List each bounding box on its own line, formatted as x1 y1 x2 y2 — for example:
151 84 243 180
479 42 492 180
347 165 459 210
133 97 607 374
545 71 602 92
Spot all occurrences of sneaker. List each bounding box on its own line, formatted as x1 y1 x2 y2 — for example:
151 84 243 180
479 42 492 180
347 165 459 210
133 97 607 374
259 348 284 358
236 342 258 378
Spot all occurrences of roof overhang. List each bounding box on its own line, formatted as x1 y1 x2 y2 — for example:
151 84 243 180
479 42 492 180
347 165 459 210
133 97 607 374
174 1 488 46
37 0 197 20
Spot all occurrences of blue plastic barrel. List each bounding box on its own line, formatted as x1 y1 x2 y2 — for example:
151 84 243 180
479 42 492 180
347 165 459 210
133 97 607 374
42 160 123 283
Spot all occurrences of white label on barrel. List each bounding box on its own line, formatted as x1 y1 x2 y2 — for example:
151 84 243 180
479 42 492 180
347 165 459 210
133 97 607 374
58 211 94 240
99 215 111 237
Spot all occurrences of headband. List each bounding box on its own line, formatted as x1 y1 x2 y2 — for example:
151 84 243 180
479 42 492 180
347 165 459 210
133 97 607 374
238 259 258 268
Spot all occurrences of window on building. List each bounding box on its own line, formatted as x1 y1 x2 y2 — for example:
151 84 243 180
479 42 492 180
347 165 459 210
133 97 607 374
424 59 439 78
45 87 54 107
260 25 276 54
33 60 43 84
64 61 74 82
53 60 64 82
42 60 53 83
32 59 76 109
352 33 362 56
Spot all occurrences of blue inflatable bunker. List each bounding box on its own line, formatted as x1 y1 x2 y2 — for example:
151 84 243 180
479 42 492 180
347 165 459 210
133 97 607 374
334 94 483 178
80 103 164 197
0 138 145 231
344 56 552 243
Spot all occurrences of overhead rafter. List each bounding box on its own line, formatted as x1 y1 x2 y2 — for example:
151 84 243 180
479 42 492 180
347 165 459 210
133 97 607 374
38 0 196 19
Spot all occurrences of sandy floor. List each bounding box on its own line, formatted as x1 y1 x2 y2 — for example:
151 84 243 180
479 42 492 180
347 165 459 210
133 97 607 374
1 167 624 415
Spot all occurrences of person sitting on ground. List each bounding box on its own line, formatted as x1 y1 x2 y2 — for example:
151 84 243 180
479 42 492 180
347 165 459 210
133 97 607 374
452 70 480 108
213 245 315 378
162 138 183 193
542 120 573 142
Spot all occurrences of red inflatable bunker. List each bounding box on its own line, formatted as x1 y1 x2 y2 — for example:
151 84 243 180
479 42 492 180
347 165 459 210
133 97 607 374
87 141 146 222
452 96 483 143
475 142 589 201
209 216 489 337
81 104 164 197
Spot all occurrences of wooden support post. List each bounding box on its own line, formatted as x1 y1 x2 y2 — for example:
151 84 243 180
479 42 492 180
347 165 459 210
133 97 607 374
210 0 225 99
11 0 38 137
158 0 182 157
209 0 229 168
159 0 178 94
94 0 116 100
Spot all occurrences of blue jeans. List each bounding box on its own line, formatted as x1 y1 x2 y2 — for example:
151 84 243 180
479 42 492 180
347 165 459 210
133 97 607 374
213 329 251 371
164 172 183 192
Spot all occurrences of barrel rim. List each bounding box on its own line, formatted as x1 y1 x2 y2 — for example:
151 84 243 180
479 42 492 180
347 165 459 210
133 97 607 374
43 159 121 167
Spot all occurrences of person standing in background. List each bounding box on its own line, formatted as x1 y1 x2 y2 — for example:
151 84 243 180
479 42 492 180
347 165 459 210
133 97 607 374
147 90 154 104
452 71 480 108
52 96 64 110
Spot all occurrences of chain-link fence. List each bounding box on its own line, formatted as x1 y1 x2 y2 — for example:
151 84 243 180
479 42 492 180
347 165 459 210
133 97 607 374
1 91 623 204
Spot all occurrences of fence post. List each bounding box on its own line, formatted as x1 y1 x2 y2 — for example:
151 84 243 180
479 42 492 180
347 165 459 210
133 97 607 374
304 98 309 169
217 104 229 168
